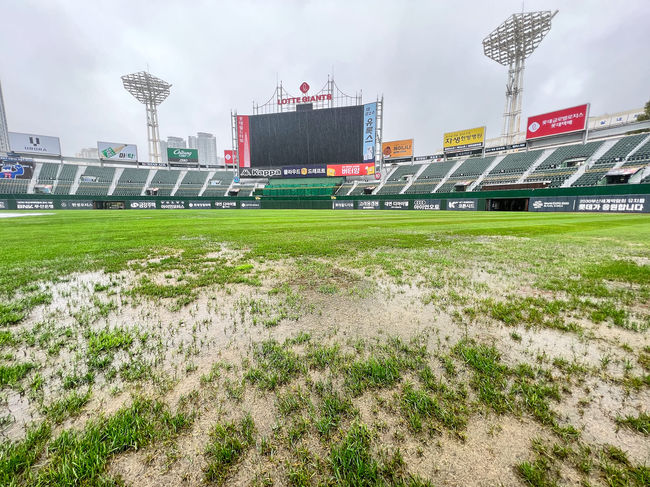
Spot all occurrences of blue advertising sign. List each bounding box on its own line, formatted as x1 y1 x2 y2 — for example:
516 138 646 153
363 102 377 163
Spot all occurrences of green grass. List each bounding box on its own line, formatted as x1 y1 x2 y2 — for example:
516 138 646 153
0 362 36 388
43 389 92 423
615 412 649 435
204 414 256 485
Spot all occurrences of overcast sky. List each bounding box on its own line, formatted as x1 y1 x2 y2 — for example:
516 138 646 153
1 0 649 157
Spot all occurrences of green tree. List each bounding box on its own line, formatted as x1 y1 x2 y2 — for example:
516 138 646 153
637 100 650 121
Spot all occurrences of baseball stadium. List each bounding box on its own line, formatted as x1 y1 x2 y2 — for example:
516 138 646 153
0 5 648 487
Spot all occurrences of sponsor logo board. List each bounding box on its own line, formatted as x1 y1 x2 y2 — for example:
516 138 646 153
214 201 237 209
188 201 212 209
1 162 33 179
443 127 485 153
16 200 54 210
382 139 413 159
98 142 138 161
240 201 261 209
326 162 375 177
333 201 354 210
383 200 410 210
0 200 8 210
413 199 441 210
224 150 236 166
129 201 157 209
357 200 379 210
526 104 589 140
9 132 61 156
575 195 649 213
281 165 327 178
447 199 477 211
160 200 186 209
237 115 251 167
60 200 93 209
529 197 576 212
167 148 199 163
363 103 377 163
239 167 281 178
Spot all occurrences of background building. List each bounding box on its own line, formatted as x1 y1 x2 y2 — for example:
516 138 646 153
76 147 98 159
188 132 217 167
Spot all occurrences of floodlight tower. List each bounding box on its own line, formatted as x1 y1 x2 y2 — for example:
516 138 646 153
121 71 171 163
0 79 9 153
483 10 558 143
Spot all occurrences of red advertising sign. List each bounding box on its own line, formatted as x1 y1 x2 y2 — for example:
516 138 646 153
224 150 235 166
526 104 589 140
236 116 250 167
326 162 375 177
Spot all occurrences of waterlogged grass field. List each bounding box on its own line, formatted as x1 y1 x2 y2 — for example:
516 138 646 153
0 210 649 486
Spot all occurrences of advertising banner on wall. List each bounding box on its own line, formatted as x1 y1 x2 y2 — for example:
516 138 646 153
363 103 377 163
9 132 61 156
382 139 413 159
526 104 589 140
1 160 33 179
167 148 199 163
447 199 478 211
357 200 379 210
240 201 261 209
326 162 375 177
237 115 251 168
224 150 236 166
16 200 54 210
60 200 93 209
383 200 410 210
214 201 238 209
443 127 485 153
0 200 9 210
575 195 649 213
97 142 138 162
129 201 157 209
529 197 576 212
160 200 187 209
188 201 213 209
282 165 327 178
413 199 441 210
333 201 354 209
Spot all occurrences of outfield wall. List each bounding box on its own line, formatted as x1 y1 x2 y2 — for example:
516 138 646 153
1 184 650 213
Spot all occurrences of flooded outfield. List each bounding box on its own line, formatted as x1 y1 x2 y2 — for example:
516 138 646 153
0 211 648 486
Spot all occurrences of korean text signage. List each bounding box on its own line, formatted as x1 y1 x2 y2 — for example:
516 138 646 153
357 200 379 210
363 103 377 163
526 104 589 140
0 200 7 210
333 201 354 210
413 199 441 210
237 115 251 168
529 197 576 212
447 199 477 211
160 200 186 209
382 139 413 159
98 142 138 161
575 195 649 213
326 163 374 177
129 201 157 209
443 127 484 153
60 200 93 209
224 150 236 166
383 200 410 210
9 132 61 156
167 148 198 163
188 201 212 209
282 165 327 178
16 200 54 210
214 201 237 209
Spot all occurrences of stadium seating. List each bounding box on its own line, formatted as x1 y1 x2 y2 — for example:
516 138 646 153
478 150 543 188
174 171 210 197
112 168 150 196
37 163 60 183
571 164 615 187
202 171 234 197
350 182 378 195
524 141 603 187
75 167 116 196
405 161 456 194
0 177 30 194
377 164 422 194
623 136 650 163
592 134 647 165
148 170 182 196
263 178 343 197
53 164 81 195
435 156 495 193
335 181 355 195
233 184 256 197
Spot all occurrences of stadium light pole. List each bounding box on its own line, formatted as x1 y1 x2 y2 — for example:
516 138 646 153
483 10 558 144
0 79 10 153
121 71 171 163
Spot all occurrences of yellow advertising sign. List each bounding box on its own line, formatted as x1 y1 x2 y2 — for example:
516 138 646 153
382 139 414 159
443 127 485 152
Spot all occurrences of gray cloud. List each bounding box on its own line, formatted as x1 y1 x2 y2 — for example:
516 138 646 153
1 0 648 157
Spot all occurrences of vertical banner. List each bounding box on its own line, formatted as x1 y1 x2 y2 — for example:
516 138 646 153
224 149 236 166
363 103 377 164
237 115 250 168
